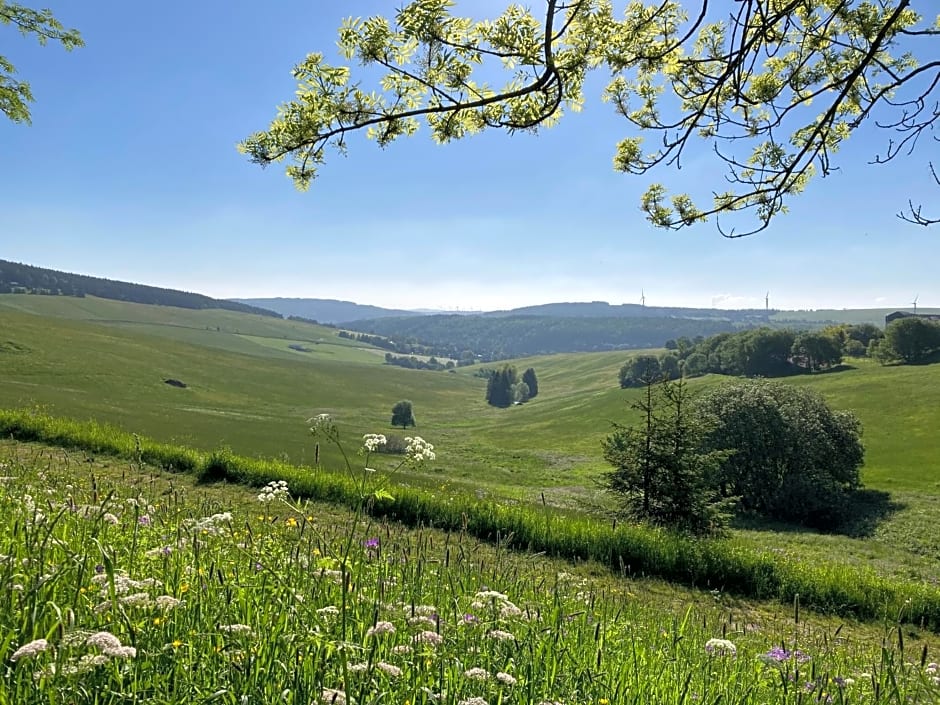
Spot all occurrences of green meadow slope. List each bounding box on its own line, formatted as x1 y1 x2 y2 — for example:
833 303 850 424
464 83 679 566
2 294 940 587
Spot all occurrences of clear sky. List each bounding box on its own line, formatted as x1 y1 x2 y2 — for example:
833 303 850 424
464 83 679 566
2 1 937 312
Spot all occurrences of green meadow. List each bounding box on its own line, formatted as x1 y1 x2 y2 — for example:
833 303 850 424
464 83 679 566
4 442 940 705
2 294 940 606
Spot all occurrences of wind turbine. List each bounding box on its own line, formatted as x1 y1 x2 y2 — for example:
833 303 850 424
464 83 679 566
640 289 646 307
765 291 770 312
912 294 919 314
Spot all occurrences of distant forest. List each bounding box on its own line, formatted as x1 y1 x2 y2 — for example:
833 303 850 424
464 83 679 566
343 314 741 360
0 260 280 317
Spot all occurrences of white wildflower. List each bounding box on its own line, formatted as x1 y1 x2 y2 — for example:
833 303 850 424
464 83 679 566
362 434 387 452
496 672 517 686
309 414 337 439
104 645 136 659
346 661 369 673
705 638 737 656
219 624 253 636
317 606 340 617
366 621 396 637
392 645 413 655
119 592 153 608
475 590 509 602
404 436 436 463
464 667 490 680
155 595 183 609
85 632 122 650
487 629 515 641
321 688 346 705
414 630 443 647
10 639 49 662
377 661 402 677
458 698 489 705
499 603 523 619
408 615 437 627
102 513 120 525
257 480 289 504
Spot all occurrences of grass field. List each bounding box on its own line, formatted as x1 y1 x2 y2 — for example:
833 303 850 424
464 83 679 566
2 294 939 595
4 442 939 704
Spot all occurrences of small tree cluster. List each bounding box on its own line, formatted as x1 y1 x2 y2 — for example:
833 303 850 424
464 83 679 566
605 378 865 532
485 366 538 407
873 317 940 364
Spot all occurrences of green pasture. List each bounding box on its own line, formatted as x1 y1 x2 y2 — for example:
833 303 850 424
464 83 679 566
1 294 940 589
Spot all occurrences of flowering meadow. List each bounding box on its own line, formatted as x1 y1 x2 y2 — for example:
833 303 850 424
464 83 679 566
2 442 940 705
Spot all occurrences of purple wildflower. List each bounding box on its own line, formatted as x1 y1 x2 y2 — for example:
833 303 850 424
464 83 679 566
138 515 151 526
364 538 380 550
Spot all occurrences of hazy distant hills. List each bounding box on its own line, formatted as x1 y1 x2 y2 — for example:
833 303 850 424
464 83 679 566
237 298 776 324
233 298 422 324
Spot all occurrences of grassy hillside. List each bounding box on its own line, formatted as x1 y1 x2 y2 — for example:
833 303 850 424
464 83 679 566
2 294 940 589
4 442 937 704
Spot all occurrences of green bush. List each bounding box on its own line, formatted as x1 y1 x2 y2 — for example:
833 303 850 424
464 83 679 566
694 379 863 528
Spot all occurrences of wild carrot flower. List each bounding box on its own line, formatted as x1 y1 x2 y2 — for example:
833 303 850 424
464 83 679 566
104 645 137 659
317 606 340 617
103 513 120 525
257 480 289 503
705 638 737 656
346 661 369 673
218 624 253 635
392 645 412 655
86 632 122 650
414 630 443 647
496 672 517 686
487 629 515 641
366 621 396 637
458 698 488 705
377 661 402 677
464 667 490 680
362 434 387 452
321 688 346 705
404 436 436 463
10 639 49 662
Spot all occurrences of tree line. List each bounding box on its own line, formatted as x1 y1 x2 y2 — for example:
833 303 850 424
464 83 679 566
0 260 280 317
619 324 886 387
346 314 738 361
484 366 539 407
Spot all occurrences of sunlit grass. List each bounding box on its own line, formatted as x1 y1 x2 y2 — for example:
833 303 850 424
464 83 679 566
2 445 940 704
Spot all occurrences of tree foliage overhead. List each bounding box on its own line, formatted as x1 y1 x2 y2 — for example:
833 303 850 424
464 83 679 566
0 1 82 124
241 0 940 235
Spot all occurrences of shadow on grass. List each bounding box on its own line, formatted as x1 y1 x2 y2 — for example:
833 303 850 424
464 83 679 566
729 489 905 538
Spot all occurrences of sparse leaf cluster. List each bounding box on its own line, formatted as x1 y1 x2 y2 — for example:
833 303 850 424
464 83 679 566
242 0 939 235
0 1 82 124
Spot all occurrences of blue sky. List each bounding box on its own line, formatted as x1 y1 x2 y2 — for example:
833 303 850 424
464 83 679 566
2 1 937 312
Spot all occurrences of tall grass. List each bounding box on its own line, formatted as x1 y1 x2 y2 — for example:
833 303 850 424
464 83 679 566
3 447 939 704
3 407 940 631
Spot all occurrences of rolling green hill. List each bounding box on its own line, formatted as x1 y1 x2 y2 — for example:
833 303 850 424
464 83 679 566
2 293 940 587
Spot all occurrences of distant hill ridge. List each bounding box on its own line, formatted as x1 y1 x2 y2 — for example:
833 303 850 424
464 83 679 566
231 297 420 324
0 259 280 317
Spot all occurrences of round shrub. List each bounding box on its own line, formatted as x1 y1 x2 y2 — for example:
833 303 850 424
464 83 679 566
693 379 864 528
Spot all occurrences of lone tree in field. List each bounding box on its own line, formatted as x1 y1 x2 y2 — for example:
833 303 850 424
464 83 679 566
1 3 83 124
603 376 730 535
391 400 416 429
241 1 940 234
